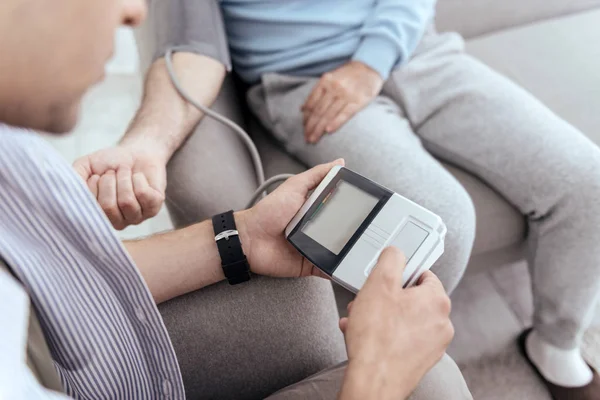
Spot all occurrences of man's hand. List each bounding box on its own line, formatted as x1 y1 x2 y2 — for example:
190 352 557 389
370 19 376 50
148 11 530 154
73 144 168 230
301 61 383 144
338 248 454 400
237 159 344 279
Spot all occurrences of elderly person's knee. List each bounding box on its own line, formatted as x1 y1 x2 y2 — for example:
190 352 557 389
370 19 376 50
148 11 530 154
564 154 600 213
428 180 476 294
534 145 600 226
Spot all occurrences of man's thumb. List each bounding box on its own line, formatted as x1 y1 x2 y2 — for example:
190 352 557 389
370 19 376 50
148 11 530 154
291 159 345 193
369 247 407 286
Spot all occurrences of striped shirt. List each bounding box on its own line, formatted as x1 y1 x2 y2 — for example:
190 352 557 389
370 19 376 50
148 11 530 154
0 125 185 399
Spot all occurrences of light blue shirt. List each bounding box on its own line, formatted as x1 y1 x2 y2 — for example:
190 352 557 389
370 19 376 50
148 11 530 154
0 125 185 399
219 0 437 83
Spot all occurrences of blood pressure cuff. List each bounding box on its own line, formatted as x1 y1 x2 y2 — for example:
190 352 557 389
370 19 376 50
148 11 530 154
136 0 231 71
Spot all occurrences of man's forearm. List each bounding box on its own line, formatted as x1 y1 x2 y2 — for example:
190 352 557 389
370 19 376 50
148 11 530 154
124 210 249 304
338 362 412 400
120 52 226 162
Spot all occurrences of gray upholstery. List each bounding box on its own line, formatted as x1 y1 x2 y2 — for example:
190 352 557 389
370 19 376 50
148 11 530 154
435 0 600 39
466 10 600 144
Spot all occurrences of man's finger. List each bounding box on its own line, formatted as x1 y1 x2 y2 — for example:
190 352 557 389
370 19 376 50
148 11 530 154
87 175 100 199
117 166 143 225
366 247 407 290
288 159 345 193
73 158 92 182
133 172 163 219
310 99 346 142
347 301 354 314
339 317 349 334
311 265 330 280
413 270 445 293
413 271 452 317
98 171 126 230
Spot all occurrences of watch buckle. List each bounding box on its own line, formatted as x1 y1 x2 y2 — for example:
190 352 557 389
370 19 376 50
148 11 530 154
215 229 239 242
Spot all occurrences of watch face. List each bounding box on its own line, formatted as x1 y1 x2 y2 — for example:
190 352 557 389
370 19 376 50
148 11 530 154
287 168 392 275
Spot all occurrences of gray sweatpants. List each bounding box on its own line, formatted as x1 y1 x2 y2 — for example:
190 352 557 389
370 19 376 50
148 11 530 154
247 30 600 351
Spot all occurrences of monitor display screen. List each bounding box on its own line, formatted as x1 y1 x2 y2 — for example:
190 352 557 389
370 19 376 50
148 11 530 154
302 180 379 255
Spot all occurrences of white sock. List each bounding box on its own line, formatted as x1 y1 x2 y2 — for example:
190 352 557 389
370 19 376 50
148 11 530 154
526 329 593 387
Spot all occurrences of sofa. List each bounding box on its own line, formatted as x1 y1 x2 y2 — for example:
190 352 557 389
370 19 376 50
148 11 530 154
134 0 600 397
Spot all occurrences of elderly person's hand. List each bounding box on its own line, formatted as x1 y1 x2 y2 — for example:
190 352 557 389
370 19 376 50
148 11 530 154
301 61 384 144
73 143 167 230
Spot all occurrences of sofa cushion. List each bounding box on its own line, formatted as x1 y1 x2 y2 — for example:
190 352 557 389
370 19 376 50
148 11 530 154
436 0 600 39
466 10 600 145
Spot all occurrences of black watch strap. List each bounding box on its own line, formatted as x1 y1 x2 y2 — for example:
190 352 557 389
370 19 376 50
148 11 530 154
212 210 251 285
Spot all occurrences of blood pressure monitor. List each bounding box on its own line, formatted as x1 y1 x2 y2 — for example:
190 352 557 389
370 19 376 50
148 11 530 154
285 166 447 293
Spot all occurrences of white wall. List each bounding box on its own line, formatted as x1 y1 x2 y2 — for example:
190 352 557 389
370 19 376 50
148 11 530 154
105 28 139 75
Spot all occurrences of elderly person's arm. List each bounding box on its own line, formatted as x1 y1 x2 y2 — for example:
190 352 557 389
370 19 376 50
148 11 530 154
352 0 437 80
122 0 231 158
73 0 229 229
302 0 437 143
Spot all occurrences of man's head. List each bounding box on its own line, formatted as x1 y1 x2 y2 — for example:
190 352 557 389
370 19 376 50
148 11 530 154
0 0 146 133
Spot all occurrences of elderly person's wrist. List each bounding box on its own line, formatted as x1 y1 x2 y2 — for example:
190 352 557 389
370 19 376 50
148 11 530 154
119 130 173 165
351 35 400 81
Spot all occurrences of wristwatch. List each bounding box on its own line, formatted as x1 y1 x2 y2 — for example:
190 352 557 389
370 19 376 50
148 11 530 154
212 210 251 285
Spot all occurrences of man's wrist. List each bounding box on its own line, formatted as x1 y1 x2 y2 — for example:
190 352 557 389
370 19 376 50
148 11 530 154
339 360 411 400
339 361 383 400
233 210 253 268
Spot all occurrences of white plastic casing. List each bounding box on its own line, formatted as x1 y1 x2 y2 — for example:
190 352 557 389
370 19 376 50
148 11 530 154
286 166 446 293
332 193 446 292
